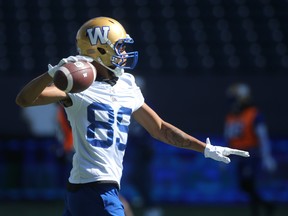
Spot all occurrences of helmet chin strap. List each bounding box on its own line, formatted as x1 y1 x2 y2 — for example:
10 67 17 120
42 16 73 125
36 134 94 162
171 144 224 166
96 57 124 77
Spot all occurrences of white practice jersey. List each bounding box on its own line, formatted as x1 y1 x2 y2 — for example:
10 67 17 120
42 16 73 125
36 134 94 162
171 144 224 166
65 73 144 186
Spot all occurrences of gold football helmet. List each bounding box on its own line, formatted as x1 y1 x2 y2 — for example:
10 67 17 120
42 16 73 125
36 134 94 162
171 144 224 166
76 17 138 76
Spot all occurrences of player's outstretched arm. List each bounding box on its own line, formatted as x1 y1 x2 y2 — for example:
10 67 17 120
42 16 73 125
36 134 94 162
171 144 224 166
133 103 249 163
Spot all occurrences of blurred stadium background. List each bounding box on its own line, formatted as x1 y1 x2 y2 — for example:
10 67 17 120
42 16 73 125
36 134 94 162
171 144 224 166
1 0 288 215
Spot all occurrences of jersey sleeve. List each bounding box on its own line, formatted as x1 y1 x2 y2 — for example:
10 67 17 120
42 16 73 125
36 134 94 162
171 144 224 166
134 86 144 111
122 73 145 112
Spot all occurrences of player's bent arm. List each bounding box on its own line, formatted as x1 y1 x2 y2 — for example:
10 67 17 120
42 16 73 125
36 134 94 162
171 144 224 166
133 103 206 153
16 72 68 107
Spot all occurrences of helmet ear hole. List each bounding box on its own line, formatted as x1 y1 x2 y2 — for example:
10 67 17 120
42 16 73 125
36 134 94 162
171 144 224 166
97 47 106 55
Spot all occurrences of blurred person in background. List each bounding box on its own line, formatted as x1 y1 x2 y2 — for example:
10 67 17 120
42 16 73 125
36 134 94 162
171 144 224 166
224 83 277 216
55 105 74 188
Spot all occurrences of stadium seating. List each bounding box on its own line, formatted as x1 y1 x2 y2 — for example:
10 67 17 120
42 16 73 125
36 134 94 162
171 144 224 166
0 0 288 76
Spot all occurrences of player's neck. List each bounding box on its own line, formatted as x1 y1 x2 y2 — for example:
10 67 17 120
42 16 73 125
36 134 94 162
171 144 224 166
92 61 118 86
93 62 115 80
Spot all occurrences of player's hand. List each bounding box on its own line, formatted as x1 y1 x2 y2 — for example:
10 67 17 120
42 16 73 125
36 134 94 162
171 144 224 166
47 55 93 78
64 55 94 63
204 138 250 163
74 55 94 62
47 58 69 78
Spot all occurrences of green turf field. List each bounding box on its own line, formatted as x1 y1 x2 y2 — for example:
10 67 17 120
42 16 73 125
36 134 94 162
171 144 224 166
0 201 287 216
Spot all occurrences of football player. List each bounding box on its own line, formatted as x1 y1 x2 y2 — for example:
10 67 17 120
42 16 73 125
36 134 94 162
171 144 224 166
16 17 249 216
224 83 277 216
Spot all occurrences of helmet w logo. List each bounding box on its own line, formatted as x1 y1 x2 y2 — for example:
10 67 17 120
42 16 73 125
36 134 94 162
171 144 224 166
86 26 110 45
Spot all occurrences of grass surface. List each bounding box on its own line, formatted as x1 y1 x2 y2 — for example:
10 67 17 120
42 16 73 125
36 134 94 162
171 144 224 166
0 200 287 216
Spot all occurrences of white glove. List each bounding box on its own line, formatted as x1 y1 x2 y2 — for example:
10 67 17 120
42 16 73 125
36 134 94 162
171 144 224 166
74 55 94 62
47 58 68 78
47 55 94 78
204 138 250 163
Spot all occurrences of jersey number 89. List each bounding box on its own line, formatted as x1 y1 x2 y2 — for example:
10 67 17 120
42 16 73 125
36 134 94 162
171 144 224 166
86 102 132 151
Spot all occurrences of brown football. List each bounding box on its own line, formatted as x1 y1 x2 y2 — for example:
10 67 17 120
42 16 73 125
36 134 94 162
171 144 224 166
53 61 96 93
